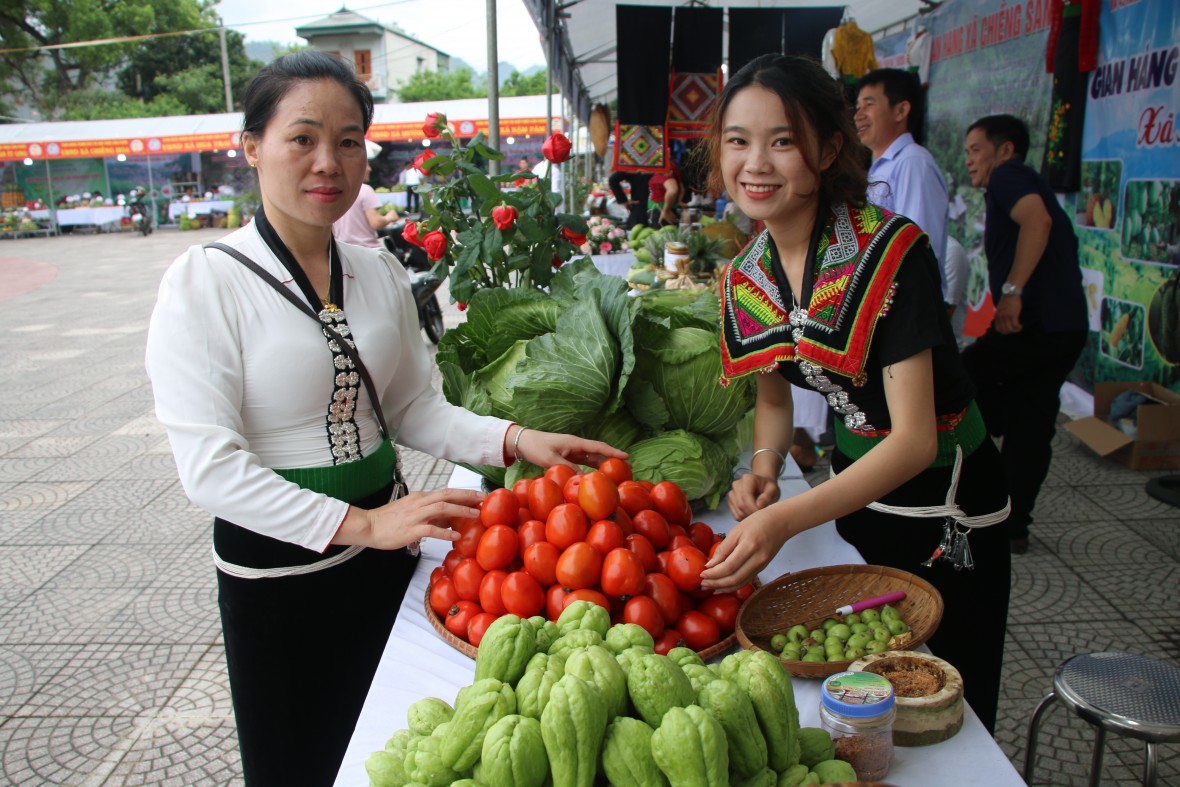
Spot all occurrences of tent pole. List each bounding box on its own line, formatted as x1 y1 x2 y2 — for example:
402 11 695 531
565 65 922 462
546 3 554 137
44 160 58 236
485 0 501 176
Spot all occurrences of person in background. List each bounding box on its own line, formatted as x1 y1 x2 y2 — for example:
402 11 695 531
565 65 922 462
144 51 625 786
855 68 950 300
648 162 683 226
399 158 421 215
944 235 970 347
960 114 1087 555
701 54 1011 733
608 169 652 230
332 139 398 248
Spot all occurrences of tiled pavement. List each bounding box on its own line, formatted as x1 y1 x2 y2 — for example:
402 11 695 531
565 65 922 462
0 229 1177 785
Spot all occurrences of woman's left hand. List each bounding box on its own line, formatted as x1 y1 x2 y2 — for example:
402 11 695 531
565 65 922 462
513 428 628 470
699 508 787 593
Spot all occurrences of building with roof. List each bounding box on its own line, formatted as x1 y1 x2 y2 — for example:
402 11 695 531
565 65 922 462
295 6 452 102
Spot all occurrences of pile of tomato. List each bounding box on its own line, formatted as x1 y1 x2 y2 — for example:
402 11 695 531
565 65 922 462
428 458 754 655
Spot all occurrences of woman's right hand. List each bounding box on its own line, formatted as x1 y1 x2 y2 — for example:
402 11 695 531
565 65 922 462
727 472 781 521
337 488 483 550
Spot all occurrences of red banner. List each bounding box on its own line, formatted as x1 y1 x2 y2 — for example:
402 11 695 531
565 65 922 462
1 132 241 162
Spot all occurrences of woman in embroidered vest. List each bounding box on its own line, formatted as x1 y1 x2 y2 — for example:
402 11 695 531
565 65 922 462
699 54 1011 734
145 52 623 786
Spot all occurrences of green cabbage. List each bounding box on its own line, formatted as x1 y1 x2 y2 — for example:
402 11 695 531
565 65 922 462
626 430 733 509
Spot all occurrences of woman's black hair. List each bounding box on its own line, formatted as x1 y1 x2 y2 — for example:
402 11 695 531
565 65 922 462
702 54 869 208
241 50 374 138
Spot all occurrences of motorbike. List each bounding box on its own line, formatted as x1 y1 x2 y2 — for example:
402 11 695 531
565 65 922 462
127 196 153 236
379 222 445 344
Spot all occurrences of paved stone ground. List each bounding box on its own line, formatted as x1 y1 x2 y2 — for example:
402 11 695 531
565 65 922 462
0 229 1176 785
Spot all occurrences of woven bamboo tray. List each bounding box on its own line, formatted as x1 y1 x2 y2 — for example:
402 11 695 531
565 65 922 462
735 564 943 679
425 586 744 662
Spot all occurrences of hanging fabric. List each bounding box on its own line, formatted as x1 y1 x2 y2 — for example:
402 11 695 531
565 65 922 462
1042 0 1099 192
668 6 724 142
614 4 673 173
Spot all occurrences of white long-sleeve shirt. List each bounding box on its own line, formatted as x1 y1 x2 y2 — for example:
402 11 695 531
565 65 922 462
145 222 511 552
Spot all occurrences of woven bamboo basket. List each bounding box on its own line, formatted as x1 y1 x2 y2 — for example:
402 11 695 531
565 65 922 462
735 564 943 679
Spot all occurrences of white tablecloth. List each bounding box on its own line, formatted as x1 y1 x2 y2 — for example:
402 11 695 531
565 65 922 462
168 200 235 220
29 206 125 227
335 460 1023 786
590 251 636 279
375 192 408 209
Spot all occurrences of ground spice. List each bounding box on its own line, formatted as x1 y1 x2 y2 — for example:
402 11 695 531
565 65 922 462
868 660 945 698
833 728 894 780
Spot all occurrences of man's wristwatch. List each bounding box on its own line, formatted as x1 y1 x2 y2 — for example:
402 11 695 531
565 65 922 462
1001 281 1023 297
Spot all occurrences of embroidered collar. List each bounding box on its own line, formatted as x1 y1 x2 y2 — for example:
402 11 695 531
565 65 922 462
719 202 926 385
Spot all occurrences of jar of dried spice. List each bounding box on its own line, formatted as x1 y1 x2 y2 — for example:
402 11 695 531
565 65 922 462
819 670 896 781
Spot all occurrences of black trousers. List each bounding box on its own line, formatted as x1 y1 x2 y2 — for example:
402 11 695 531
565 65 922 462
215 483 418 787
960 326 1087 539
405 186 419 214
834 437 1011 734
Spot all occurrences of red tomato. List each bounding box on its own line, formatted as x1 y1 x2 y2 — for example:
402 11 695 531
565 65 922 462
516 507 533 527
517 520 547 552
586 520 625 556
451 558 487 601
481 487 519 527
547 584 574 620
545 503 589 550
564 588 610 613
467 611 498 647
578 471 619 521
478 570 508 616
668 524 688 539
666 546 708 593
600 548 645 599
455 522 487 559
655 551 672 576
696 593 741 635
654 628 686 655
476 524 518 570
735 583 757 601
501 570 545 617
624 533 657 572
688 523 716 554
651 481 691 526
445 600 481 639
528 478 563 521
614 506 634 536
450 512 481 532
522 541 560 586
638 480 655 491
642 572 683 626
622 595 665 639
598 457 633 485
511 478 533 508
429 576 460 617
676 610 721 651
631 509 671 550
442 548 464 576
555 541 602 590
430 566 448 585
668 534 695 552
562 474 583 505
544 464 576 489
617 481 653 517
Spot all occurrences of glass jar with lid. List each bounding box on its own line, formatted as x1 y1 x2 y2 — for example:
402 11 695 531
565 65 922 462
819 670 896 781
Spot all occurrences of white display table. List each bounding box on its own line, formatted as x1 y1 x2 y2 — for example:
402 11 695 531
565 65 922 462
335 459 1023 786
168 200 235 220
29 206 125 229
375 192 408 209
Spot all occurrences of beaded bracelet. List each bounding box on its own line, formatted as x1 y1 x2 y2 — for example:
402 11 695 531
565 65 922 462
513 427 529 462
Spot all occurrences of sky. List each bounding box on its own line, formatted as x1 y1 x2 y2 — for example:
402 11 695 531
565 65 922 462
217 0 549 71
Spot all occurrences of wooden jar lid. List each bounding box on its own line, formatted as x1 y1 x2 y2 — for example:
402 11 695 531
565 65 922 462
849 650 964 747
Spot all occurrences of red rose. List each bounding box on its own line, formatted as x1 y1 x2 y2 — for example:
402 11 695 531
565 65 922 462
542 132 572 164
552 255 564 269
402 221 424 247
423 230 448 261
491 204 519 230
457 302 468 312
413 151 437 174
423 112 445 139
560 226 587 246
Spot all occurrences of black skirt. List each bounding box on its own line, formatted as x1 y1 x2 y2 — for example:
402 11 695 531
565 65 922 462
832 437 1011 734
214 481 418 786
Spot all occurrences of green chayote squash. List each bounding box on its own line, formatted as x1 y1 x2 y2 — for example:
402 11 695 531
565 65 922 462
650 704 729 787
474 614 536 687
601 716 669 787
626 652 696 727
696 678 768 779
605 623 656 655
733 768 778 787
478 714 548 787
681 663 719 695
616 644 656 676
796 727 835 768
812 759 857 784
564 644 629 719
540 674 608 787
732 651 800 772
515 651 567 719
547 628 604 660
403 733 460 787
528 615 560 653
439 677 516 772
666 646 704 669
556 599 612 638
406 697 454 736
777 763 811 787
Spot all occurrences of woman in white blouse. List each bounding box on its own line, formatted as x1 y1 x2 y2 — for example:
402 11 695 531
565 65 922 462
145 51 622 786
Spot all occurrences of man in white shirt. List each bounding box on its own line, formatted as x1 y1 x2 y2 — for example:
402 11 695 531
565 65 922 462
400 158 422 215
855 68 950 302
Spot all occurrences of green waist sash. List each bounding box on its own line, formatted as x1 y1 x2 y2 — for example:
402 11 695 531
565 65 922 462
834 401 987 468
274 439 397 503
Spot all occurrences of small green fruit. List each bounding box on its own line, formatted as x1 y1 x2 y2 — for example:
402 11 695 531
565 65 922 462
843 646 866 660
827 623 852 641
865 640 888 654
850 623 870 636
821 618 840 631
787 624 810 644
771 633 789 652
881 604 900 621
809 629 826 642
844 613 861 625
860 609 881 624
886 618 911 635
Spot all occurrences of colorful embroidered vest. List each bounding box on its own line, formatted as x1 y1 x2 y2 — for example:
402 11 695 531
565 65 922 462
719 202 926 386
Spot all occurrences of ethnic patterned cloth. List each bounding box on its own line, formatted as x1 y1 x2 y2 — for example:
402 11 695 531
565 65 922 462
668 71 722 139
720 203 926 385
613 122 667 172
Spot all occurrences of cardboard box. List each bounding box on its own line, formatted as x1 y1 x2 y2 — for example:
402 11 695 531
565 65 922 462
1064 382 1180 469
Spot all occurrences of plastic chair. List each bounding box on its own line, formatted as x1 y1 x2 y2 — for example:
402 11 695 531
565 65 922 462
1024 651 1180 786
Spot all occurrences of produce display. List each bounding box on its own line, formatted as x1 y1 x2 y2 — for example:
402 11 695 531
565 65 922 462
768 605 914 664
367 609 863 786
436 261 756 509
428 459 754 654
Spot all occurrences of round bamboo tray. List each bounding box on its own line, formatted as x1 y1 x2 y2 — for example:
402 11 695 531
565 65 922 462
735 564 943 679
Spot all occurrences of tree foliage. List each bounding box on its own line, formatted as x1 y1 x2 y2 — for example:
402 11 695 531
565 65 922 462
500 69 553 97
395 67 486 103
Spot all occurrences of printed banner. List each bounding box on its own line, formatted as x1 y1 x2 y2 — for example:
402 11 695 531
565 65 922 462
668 71 722 139
1 133 240 162
612 122 667 172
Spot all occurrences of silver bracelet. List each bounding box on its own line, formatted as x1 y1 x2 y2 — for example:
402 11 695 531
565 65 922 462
513 427 528 462
750 447 786 474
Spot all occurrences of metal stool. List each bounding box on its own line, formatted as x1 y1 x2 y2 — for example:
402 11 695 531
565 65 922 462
1024 651 1180 786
